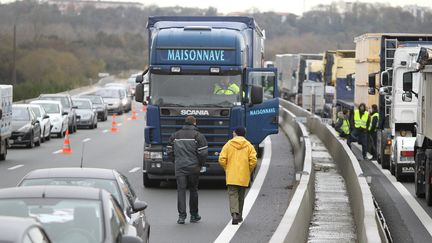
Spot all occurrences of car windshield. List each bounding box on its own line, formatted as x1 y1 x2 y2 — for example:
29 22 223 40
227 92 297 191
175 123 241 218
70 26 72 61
73 100 92 109
81 96 102 104
21 178 123 209
37 103 60 114
40 96 70 109
0 198 103 243
95 89 120 98
151 74 242 107
31 107 42 118
12 107 30 121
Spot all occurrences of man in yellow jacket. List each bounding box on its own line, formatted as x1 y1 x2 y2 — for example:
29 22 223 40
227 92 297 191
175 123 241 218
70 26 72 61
218 127 257 225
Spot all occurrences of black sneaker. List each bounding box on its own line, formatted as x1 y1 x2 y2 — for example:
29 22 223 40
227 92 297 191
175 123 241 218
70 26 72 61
177 217 185 224
238 215 243 223
190 214 201 223
231 213 240 225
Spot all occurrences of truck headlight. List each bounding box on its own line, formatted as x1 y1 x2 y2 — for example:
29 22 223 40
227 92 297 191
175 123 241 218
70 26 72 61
144 151 162 160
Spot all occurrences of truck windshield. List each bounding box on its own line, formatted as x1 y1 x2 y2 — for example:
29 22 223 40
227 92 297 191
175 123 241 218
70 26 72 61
151 74 242 107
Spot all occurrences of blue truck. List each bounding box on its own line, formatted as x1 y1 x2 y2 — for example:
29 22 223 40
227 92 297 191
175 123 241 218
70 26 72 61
135 16 279 187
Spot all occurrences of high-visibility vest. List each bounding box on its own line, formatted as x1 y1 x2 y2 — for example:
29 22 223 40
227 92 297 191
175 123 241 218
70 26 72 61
339 118 350 135
368 112 379 131
354 109 369 129
214 83 240 95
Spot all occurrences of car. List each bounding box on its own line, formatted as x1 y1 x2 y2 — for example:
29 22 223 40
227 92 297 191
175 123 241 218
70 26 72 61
30 100 68 138
104 84 132 112
0 186 145 243
38 94 78 133
94 88 125 115
127 73 141 96
19 167 150 242
79 94 108 121
28 104 51 143
0 216 52 243
11 104 42 148
71 98 98 129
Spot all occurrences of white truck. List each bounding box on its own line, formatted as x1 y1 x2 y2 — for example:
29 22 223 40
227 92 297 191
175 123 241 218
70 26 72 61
374 46 426 181
0 85 12 161
274 54 298 102
402 47 432 205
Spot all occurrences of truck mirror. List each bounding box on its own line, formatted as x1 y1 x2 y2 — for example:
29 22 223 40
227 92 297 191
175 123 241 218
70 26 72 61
368 73 376 89
402 92 412 102
381 72 390 86
135 83 144 103
136 75 143 83
403 72 413 91
250 85 263 105
368 87 376 95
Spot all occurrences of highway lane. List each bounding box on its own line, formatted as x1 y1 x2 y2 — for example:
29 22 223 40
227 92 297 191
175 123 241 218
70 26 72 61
351 145 432 242
0 101 296 243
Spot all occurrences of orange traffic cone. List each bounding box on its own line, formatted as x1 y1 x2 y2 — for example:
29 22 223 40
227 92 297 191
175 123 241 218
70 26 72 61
131 109 137 120
111 114 118 133
62 129 72 154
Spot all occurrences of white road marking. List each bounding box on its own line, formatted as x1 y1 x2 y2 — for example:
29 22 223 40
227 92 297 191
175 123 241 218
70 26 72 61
53 149 62 154
214 137 272 243
129 167 141 173
82 138 91 143
8 164 24 170
102 129 109 133
370 160 432 237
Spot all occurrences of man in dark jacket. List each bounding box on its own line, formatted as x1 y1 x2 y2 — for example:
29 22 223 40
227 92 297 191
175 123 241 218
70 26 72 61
167 116 208 224
368 104 379 160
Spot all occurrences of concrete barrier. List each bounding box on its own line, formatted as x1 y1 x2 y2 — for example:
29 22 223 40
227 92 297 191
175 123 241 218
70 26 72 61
270 104 314 243
274 100 385 242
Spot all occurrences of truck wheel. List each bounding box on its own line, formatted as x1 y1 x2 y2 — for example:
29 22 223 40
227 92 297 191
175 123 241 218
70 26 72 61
390 159 395 175
395 163 403 182
0 142 7 161
143 173 160 188
425 150 432 206
415 151 425 198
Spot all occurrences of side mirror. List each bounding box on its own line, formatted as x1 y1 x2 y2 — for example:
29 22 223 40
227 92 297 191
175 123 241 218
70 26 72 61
381 71 390 86
403 72 413 91
132 200 148 212
135 83 144 103
379 87 391 95
35 120 40 124
135 69 148 83
402 92 412 102
72 106 78 109
121 235 143 243
43 114 50 119
250 85 263 105
368 73 376 95
62 112 68 116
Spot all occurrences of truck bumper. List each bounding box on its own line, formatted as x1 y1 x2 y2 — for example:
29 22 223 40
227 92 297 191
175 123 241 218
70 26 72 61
144 160 225 180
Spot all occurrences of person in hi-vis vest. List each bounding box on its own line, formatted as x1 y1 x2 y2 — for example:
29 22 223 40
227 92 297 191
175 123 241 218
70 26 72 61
334 109 350 138
214 76 240 95
347 103 369 160
368 104 379 160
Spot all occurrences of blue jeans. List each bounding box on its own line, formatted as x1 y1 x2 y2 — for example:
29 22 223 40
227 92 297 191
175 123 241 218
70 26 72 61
347 128 368 158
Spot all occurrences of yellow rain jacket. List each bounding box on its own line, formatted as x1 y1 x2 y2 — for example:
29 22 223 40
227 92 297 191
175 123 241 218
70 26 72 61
218 136 257 187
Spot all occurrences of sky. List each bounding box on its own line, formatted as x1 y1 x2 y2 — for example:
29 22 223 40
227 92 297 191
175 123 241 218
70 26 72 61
139 0 432 15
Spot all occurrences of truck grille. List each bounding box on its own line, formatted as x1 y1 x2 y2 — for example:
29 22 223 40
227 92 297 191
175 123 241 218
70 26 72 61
160 116 230 161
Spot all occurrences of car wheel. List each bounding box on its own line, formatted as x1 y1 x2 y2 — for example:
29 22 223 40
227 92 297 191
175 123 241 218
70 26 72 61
0 141 7 161
27 133 35 148
41 128 45 143
69 125 74 134
46 130 51 141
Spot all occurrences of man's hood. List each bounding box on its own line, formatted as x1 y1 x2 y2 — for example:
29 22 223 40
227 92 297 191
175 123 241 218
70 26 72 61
228 136 250 150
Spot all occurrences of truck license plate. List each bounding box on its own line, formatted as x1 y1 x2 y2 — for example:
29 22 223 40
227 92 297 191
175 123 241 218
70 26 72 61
402 167 415 173
384 149 391 155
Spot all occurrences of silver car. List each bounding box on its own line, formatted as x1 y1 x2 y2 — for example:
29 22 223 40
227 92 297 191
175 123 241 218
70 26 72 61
72 98 98 129
95 88 125 115
29 104 51 143
105 83 132 112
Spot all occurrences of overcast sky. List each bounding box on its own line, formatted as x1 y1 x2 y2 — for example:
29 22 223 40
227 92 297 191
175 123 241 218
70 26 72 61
141 0 432 15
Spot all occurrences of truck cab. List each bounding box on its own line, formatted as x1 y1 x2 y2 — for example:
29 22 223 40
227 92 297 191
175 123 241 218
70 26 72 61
135 16 279 187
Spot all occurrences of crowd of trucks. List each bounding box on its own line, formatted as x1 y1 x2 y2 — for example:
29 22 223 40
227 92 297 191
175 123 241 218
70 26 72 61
274 33 432 206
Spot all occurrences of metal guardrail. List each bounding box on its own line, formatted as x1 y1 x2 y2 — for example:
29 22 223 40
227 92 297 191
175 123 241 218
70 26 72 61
271 99 386 243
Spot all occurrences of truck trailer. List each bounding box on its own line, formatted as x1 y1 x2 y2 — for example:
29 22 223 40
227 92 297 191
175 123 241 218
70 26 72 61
0 85 12 161
274 54 298 102
134 16 279 187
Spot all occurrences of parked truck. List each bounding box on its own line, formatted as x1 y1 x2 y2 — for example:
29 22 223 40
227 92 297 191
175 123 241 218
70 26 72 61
356 33 432 170
134 16 279 187
321 50 356 120
402 46 432 205
0 85 12 161
295 54 323 107
274 54 298 102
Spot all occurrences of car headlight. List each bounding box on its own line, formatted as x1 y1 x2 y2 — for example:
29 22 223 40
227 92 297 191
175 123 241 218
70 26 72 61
18 124 32 132
122 98 128 106
144 151 162 160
